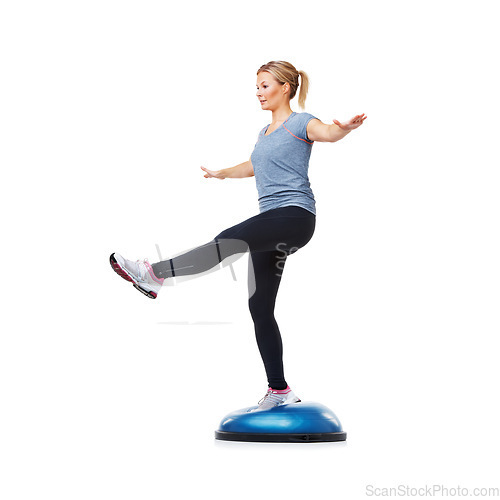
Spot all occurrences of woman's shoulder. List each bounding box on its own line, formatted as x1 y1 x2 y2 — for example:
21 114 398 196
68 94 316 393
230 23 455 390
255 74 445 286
292 111 318 121
287 112 319 143
288 111 319 128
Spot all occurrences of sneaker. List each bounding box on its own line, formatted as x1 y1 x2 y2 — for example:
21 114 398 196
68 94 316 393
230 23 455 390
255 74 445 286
109 252 164 299
252 386 301 411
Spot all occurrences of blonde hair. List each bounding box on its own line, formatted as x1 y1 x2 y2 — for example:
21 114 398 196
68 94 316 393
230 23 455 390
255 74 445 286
257 60 310 109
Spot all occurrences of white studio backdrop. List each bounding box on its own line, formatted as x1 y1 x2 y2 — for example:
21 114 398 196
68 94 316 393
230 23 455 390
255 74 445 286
1 0 499 499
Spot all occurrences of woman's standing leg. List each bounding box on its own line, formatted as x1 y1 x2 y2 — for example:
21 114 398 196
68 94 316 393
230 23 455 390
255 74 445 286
248 249 289 390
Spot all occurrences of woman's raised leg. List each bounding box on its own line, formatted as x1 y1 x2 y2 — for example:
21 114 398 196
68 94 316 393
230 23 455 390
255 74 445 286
110 206 315 298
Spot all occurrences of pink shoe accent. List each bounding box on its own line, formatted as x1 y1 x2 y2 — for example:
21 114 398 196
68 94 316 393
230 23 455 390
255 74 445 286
110 254 134 282
270 386 291 394
144 261 164 285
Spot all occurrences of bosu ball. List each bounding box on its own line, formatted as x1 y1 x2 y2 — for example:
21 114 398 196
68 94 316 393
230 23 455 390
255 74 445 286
215 401 346 443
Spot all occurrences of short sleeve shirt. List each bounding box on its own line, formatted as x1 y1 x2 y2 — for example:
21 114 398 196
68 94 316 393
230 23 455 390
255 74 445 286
250 111 318 215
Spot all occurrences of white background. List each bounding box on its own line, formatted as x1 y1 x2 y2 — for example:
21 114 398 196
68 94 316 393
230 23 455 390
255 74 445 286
1 0 499 498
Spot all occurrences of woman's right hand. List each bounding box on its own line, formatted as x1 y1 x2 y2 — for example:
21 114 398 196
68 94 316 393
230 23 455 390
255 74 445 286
200 166 226 180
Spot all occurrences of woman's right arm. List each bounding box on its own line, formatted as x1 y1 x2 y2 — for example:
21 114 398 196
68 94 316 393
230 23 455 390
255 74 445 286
201 159 254 179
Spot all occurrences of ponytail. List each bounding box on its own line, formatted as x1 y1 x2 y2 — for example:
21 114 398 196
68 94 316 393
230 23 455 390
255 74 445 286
297 70 309 110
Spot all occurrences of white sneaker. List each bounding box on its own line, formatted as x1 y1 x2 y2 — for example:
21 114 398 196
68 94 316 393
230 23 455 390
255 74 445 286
252 386 301 411
110 252 164 299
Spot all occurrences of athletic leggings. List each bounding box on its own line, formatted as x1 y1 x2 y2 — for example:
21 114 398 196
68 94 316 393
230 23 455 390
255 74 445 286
151 205 316 389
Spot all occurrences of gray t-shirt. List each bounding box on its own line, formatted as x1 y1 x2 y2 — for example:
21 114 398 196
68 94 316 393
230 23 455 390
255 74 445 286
250 111 318 215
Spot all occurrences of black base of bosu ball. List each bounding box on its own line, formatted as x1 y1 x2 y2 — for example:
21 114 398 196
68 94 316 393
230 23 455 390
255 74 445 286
215 401 346 443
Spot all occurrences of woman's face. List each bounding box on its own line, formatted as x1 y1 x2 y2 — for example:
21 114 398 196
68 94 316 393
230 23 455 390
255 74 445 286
256 71 287 111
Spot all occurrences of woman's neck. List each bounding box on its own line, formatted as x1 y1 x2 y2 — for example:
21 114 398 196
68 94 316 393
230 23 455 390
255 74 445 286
271 105 293 124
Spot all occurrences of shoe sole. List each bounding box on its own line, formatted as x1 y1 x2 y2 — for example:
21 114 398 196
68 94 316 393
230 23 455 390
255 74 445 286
109 253 157 299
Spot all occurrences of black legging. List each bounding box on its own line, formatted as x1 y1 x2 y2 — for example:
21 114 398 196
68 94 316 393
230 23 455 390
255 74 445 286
151 205 316 389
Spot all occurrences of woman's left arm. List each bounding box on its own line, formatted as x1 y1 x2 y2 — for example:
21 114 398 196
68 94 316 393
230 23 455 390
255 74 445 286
307 114 367 143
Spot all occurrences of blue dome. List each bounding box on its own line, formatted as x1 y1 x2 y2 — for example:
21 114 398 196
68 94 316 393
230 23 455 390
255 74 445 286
215 401 346 442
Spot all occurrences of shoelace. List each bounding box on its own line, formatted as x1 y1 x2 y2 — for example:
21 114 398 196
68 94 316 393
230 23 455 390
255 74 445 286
134 259 149 282
258 391 287 408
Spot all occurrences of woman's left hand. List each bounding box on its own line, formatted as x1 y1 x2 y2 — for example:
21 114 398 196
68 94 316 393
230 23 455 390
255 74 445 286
333 113 367 131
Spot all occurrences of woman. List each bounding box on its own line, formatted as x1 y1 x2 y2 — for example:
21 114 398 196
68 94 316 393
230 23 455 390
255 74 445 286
110 60 366 410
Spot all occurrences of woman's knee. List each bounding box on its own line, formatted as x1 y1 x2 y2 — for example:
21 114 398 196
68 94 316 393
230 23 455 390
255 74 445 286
214 228 231 240
248 294 275 319
214 235 250 260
